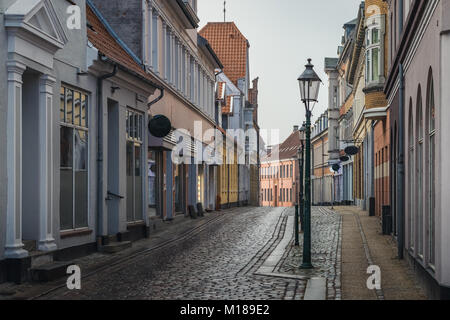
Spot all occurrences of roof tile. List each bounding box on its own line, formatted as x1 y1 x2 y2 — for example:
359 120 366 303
199 22 249 86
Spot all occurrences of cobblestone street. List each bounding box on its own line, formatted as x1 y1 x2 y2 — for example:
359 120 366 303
0 206 427 300
12 206 338 300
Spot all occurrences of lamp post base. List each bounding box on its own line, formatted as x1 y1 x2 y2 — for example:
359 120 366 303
300 262 314 270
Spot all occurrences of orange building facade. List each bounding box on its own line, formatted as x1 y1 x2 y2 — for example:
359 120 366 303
260 128 303 207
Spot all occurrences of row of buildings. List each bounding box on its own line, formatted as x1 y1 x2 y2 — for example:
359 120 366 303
314 0 449 300
259 0 450 299
0 0 260 283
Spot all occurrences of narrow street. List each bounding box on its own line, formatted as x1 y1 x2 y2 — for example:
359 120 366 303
40 207 306 300
0 206 424 300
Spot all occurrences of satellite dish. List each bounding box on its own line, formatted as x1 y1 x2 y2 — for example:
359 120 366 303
345 145 359 156
149 115 171 138
340 155 350 162
332 164 341 172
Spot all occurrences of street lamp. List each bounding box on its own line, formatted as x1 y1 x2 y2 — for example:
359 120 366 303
297 58 322 269
298 124 306 233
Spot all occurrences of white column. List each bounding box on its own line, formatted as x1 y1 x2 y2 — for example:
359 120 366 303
38 74 57 252
5 61 28 259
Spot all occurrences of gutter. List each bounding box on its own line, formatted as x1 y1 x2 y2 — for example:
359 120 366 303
97 64 117 241
175 0 199 28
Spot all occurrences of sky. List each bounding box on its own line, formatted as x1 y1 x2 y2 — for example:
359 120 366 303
198 0 363 144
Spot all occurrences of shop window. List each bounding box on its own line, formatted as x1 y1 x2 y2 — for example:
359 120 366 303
59 86 88 231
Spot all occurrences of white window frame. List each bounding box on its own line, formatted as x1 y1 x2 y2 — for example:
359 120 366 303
59 85 90 231
126 108 145 223
365 14 385 86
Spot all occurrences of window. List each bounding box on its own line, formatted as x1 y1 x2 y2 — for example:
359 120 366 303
366 27 380 83
60 86 88 231
365 14 384 85
126 109 144 222
165 28 171 82
190 58 195 101
175 41 179 90
416 88 424 258
408 102 415 250
152 11 158 72
182 48 186 94
197 67 201 106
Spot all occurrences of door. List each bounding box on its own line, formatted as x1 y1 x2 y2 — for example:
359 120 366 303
126 109 144 222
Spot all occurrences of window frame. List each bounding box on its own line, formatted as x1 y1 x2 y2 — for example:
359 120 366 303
126 108 145 223
365 14 385 86
59 85 90 232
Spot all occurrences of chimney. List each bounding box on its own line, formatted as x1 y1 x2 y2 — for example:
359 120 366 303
293 125 299 132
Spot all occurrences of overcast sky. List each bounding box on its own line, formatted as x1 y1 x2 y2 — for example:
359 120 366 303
198 0 363 144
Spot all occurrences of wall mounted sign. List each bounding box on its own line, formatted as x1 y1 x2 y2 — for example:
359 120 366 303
149 115 171 138
344 146 359 156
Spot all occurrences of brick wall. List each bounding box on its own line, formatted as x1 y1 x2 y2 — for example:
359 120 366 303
365 91 388 109
373 111 390 217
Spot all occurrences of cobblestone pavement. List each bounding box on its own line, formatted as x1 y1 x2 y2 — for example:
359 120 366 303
38 207 312 300
278 207 342 300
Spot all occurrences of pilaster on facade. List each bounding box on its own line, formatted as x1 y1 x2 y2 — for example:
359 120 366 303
37 74 57 252
5 60 28 259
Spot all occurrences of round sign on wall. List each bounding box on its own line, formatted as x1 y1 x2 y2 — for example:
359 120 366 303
148 115 172 138
340 155 350 162
345 145 359 156
332 163 341 172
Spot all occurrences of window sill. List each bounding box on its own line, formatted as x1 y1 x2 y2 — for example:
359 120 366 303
60 228 93 239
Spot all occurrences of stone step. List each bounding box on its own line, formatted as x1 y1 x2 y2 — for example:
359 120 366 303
30 261 73 282
102 241 132 254
23 240 36 252
29 250 54 268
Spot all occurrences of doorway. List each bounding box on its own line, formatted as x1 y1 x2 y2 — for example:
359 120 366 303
22 70 40 244
107 99 120 234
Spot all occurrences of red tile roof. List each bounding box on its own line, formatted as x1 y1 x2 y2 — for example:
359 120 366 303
222 95 233 114
216 82 226 100
199 22 249 86
263 131 302 161
86 5 155 84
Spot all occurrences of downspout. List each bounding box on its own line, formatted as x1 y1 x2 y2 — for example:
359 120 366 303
97 63 117 241
397 0 405 260
397 63 405 259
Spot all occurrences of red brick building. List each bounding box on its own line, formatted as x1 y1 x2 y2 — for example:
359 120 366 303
260 128 303 207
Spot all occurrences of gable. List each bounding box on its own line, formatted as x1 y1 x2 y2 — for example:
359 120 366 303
27 6 57 39
5 0 67 48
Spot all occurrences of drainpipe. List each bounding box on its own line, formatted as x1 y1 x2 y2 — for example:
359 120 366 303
397 0 405 260
97 63 117 242
397 63 405 260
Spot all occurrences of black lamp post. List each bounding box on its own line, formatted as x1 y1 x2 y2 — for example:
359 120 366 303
297 58 322 269
298 124 306 232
